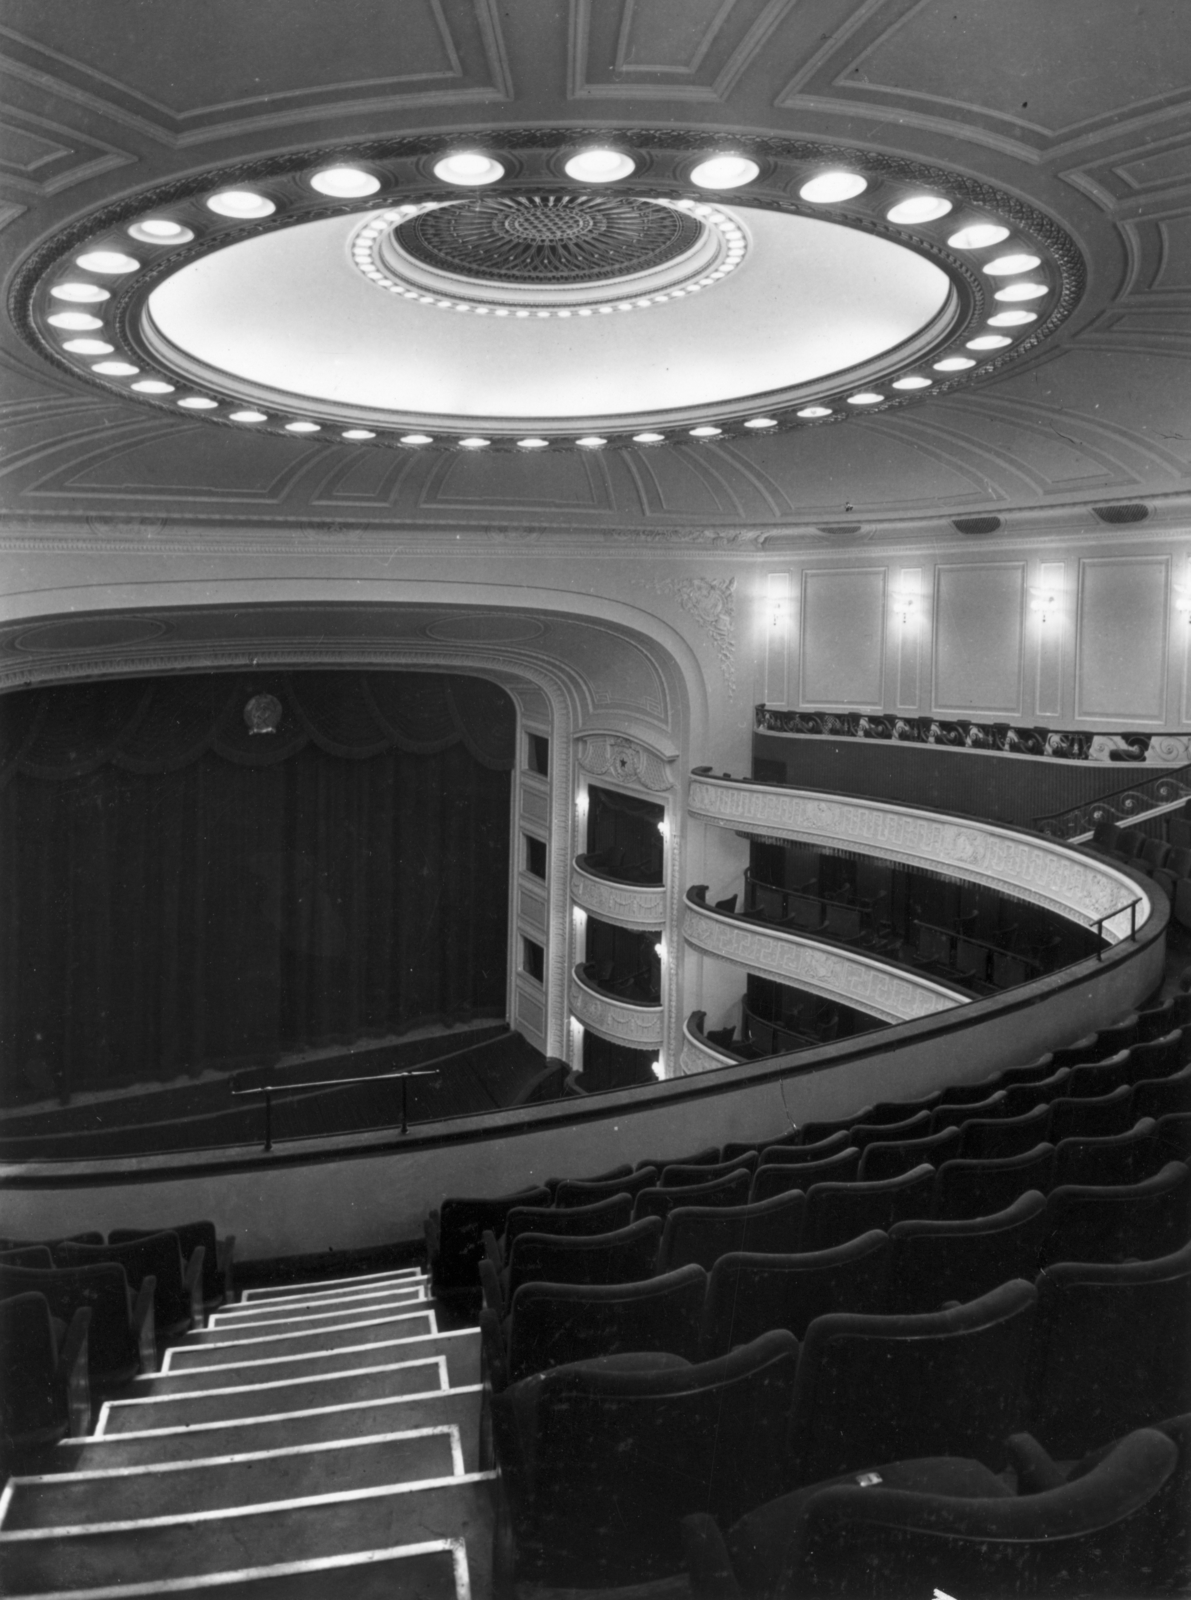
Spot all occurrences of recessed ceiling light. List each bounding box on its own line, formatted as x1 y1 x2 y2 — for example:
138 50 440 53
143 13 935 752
128 218 194 244
91 361 139 376
178 396 218 408
995 283 1047 301
434 152 504 186
341 428 375 439
947 223 1010 250
847 392 884 405
62 338 113 355
458 435 490 448
988 309 1037 327
310 167 381 197
744 416 778 428
400 434 433 445
76 250 140 274
796 405 833 417
576 436 606 449
933 356 975 370
800 171 867 203
690 155 759 189
516 437 549 449
689 425 721 437
47 311 104 330
285 420 321 432
984 253 1041 275
892 376 932 389
966 334 1012 350
206 190 276 218
51 283 110 302
886 195 952 224
132 379 175 393
633 431 665 442
564 149 635 183
231 409 268 422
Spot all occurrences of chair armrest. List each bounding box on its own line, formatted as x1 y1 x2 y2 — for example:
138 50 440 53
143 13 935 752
184 1245 206 1326
217 1236 235 1302
482 1228 502 1276
479 1306 508 1393
479 1257 503 1318
1005 1431 1069 1494
58 1306 92 1437
132 1275 158 1371
681 1513 742 1600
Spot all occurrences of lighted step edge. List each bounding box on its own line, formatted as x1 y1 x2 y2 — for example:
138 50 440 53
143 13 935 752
239 1269 425 1302
208 1286 427 1326
158 1309 437 1368
188 1299 433 1343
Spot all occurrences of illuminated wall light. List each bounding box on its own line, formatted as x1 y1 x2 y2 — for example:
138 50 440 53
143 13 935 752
885 195 952 224
770 596 789 628
178 396 218 409
933 356 975 371
988 309 1037 327
893 593 918 626
633 432 665 443
744 416 778 429
966 334 1011 350
576 436 606 449
690 425 721 438
205 190 276 218
517 437 549 449
91 361 139 377
1174 589 1191 625
62 338 114 355
690 155 759 189
892 376 931 390
76 250 141 276
995 283 1048 302
230 410 268 422
400 433 433 445
51 283 110 303
285 420 321 432
47 311 104 330
797 405 833 417
650 1059 664 1080
309 166 381 197
1029 585 1060 624
947 223 1010 250
434 151 504 186
341 428 375 439
564 148 635 183
132 379 175 394
984 253 1041 276
847 392 884 405
576 790 589 818
799 170 867 203
128 218 194 244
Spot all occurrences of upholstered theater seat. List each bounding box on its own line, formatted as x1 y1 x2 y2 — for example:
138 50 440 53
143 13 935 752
425 1185 550 1312
885 1191 1048 1313
657 1188 805 1274
799 1164 935 1253
700 1232 889 1356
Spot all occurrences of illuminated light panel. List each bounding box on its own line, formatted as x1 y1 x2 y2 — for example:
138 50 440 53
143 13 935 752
576 436 606 448
743 416 778 428
341 427 375 439
847 392 884 404
800 171 867 203
76 250 140 274
230 409 268 422
132 379 174 393
689 425 721 437
129 218 194 244
516 437 549 449
458 435 490 448
284 420 321 432
178 396 217 408
50 282 109 302
47 311 104 330
933 356 975 370
796 405 833 417
892 375 932 389
633 431 665 442
947 223 1009 250
400 434 433 445
564 149 635 183
90 360 139 376
434 152 504 186
886 195 952 224
985 253 1041 276
690 155 759 189
988 309 1037 327
995 282 1048 301
206 190 275 218
966 334 1011 350
310 167 381 198
62 338 114 355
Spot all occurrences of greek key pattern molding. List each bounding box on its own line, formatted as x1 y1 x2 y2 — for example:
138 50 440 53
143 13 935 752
683 904 962 1024
688 779 1149 941
570 864 667 928
569 969 665 1048
576 734 675 792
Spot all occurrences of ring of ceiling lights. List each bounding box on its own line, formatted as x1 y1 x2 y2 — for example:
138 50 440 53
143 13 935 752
13 129 1084 453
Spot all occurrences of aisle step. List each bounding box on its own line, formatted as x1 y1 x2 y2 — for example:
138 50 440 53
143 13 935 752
208 1286 427 1326
133 1335 464 1398
0 1473 495 1595
163 1309 436 1366
1 1427 465 1528
187 1299 433 1344
48 1385 483 1472
239 1269 425 1303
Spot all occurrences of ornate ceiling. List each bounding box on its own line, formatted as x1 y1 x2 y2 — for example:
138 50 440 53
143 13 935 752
1 0 1189 538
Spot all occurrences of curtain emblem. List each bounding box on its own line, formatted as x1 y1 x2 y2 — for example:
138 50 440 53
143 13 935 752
243 692 283 735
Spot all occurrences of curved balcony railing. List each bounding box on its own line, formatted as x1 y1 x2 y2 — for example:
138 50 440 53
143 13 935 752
570 963 664 1049
571 857 667 927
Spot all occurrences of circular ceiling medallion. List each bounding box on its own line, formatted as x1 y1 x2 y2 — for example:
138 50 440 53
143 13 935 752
14 615 169 653
425 615 547 643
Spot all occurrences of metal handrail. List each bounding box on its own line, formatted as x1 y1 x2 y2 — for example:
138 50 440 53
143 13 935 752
231 1066 441 1151
1091 897 1143 961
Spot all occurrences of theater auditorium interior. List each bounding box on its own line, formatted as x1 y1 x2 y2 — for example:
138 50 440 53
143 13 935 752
0 2 1189 1596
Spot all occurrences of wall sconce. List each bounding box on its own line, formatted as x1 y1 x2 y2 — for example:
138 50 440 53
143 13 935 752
1029 586 1060 623
769 596 789 628
576 789 589 819
1175 588 1191 625
656 817 669 838
892 593 917 626
650 1058 664 1080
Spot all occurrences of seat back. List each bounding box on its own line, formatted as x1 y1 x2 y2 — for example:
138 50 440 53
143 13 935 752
504 1263 707 1384
1156 1112 1191 1165
0 1246 53 1269
957 1103 1051 1161
885 1191 1047 1314
657 1188 804 1274
54 1232 188 1332
434 1187 551 1291
928 1089 1008 1135
0 1292 61 1445
933 1142 1055 1220
554 1167 657 1207
751 1149 859 1202
857 1126 961 1183
633 1169 750 1221
634 1147 719 1172
504 1193 632 1253
1048 1084 1136 1144
504 1217 663 1302
0 1261 135 1381
756 1130 851 1167
1026 1241 1191 1457
800 1164 935 1254
1040 1159 1190 1267
1128 1031 1184 1082
1051 1117 1157 1189
1066 1049 1135 1099
110 1219 221 1303
1132 1062 1191 1121
701 1231 889 1356
1135 999 1177 1042
999 1067 1071 1118
660 1152 757 1187
848 1111 932 1153
787 1279 1037 1486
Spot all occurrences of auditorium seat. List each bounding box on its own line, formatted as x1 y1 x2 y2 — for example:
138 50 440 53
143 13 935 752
755 1130 851 1166
634 1146 719 1172
847 1110 933 1152
700 1232 889 1356
491 1328 799 1587
656 1189 804 1273
660 1152 758 1186
1066 1048 1136 1098
722 1131 801 1163
1133 1062 1191 1121
1048 1083 1138 1143
480 1218 663 1316
1039 1160 1191 1267
929 1088 1008 1134
750 1148 860 1201
0 1233 102 1252
553 1166 658 1207
633 1169 750 1221
856 1125 960 1182
425 1185 551 1311
1156 1112 1191 1164
799 1164 935 1253
54 1233 203 1340
1000 1066 1072 1117
0 1246 53 1269
799 1100 923 1145
1129 1031 1185 1082
884 1191 1048 1314
1024 1241 1191 1460
957 1103 1052 1160
544 1162 632 1195
932 1143 1055 1220
0 1293 91 1454
995 1054 1057 1090
1095 1013 1141 1056
1051 1117 1158 1189
485 1263 708 1388
785 1280 1036 1488
1050 1032 1104 1070
1135 996 1178 1041
0 1260 155 1390
683 1426 1177 1600
865 1089 944 1123
109 1220 233 1313
494 1193 632 1263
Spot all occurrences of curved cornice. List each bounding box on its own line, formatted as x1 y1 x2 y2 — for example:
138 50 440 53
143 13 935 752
571 862 666 929
569 966 664 1049
680 1017 739 1076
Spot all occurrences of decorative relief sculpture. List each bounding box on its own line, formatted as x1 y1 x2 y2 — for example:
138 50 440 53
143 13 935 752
577 733 674 792
655 576 736 694
570 867 666 926
683 906 960 1023
679 1035 730 1075
569 972 664 1046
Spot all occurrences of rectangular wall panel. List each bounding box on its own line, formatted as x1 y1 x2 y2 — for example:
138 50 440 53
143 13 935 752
933 563 1024 715
1034 560 1065 718
764 571 790 707
1076 556 1170 722
800 568 886 709
896 566 922 710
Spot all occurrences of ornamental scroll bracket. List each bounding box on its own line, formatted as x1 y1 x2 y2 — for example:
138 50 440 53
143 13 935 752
576 733 676 793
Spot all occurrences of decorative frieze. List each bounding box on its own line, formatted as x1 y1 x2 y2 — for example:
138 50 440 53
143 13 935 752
571 862 666 928
569 968 664 1048
679 1025 738 1076
683 903 963 1024
577 734 675 792
688 777 1150 942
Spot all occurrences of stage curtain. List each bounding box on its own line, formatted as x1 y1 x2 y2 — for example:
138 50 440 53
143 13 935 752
0 672 514 1102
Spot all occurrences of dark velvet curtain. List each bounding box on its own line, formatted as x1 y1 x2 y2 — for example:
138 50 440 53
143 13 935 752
0 672 515 1102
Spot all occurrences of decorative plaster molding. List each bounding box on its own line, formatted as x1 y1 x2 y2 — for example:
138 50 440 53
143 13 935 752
688 777 1151 941
576 733 675 792
683 903 963 1024
571 863 666 928
569 968 664 1048
606 527 760 548
654 575 736 696
680 1023 737 1076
